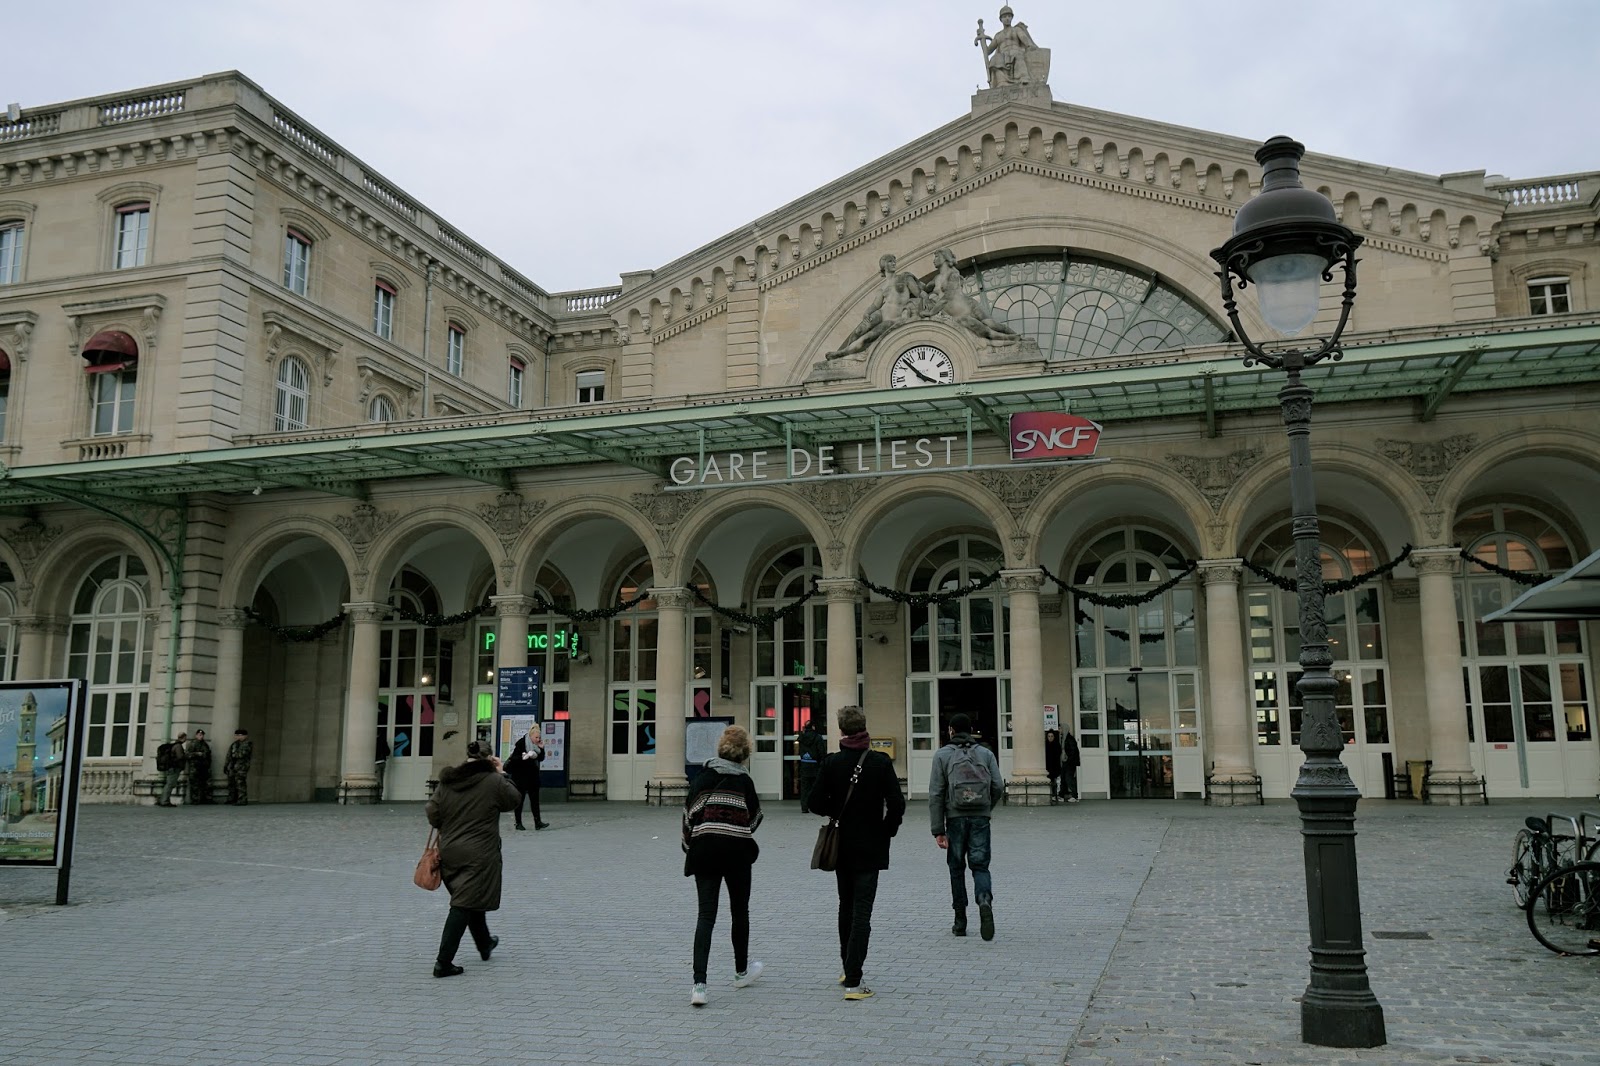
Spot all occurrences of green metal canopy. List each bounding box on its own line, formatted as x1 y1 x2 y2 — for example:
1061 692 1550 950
2 319 1597 511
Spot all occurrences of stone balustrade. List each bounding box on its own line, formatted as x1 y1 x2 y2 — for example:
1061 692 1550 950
561 290 623 313
1488 173 1594 206
99 91 186 125
273 110 338 166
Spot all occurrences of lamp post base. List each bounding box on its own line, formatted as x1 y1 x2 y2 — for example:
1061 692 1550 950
1302 991 1386 1048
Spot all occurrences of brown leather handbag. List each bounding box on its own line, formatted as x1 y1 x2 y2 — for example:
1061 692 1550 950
413 828 442 890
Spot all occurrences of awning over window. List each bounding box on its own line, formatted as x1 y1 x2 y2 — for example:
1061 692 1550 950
81 330 139 368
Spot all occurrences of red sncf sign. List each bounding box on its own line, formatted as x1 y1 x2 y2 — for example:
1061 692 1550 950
1009 412 1103 462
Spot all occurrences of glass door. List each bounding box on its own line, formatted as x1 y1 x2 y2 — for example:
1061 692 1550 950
1105 670 1174 799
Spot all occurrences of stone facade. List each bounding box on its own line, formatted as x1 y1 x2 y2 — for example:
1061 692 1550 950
1 48 1597 807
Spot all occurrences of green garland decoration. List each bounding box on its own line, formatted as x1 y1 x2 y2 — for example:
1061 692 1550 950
388 600 494 628
690 578 821 631
1039 560 1198 608
1458 547 1554 587
861 569 1002 610
531 589 652 622
240 605 346 643
1239 544 1414 594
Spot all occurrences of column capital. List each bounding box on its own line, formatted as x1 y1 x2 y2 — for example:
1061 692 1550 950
1410 547 1463 576
816 577 860 603
1197 558 1244 585
17 615 68 635
216 608 250 630
653 586 693 612
489 594 538 617
342 601 390 625
999 568 1042 594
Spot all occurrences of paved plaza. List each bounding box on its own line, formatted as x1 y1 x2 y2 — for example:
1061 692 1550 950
3 794 1598 1066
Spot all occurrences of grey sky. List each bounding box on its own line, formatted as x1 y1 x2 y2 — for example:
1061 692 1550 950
7 0 1595 292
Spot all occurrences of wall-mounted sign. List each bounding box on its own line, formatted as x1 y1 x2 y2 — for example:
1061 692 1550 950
1009 412 1103 462
482 629 581 656
670 436 964 487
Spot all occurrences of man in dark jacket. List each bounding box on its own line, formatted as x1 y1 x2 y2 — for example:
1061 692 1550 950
507 725 549 830
1061 728 1081 802
796 717 827 812
806 704 905 1001
1044 728 1063 805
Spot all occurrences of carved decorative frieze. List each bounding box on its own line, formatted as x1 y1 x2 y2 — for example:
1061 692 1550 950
0 310 37 362
999 569 1043 595
1167 449 1260 513
3 519 62 565
1411 548 1464 577
333 503 397 557
1374 434 1476 499
866 602 900 626
215 608 250 629
973 467 1057 523
630 488 700 542
817 578 861 604
653 586 693 612
792 480 871 526
1038 595 1062 618
825 539 847 571
477 491 544 553
1388 579 1420 602
263 310 342 385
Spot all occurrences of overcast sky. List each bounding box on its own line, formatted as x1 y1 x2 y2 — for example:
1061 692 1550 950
7 0 1595 292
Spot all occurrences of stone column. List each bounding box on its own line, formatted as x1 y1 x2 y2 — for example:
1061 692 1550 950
1199 560 1260 805
1413 547 1483 804
14 616 64 683
207 609 249 798
1001 570 1051 804
338 603 388 803
490 595 534 748
648 587 691 805
819 578 860 749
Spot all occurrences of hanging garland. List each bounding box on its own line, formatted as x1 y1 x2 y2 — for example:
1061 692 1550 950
1239 544 1414 594
861 569 1002 610
689 578 822 631
1039 560 1198 607
530 589 652 622
388 599 495 628
240 605 346 643
1458 547 1554 587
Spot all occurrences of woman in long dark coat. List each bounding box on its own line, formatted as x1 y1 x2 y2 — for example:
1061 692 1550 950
425 740 521 977
806 704 905 1001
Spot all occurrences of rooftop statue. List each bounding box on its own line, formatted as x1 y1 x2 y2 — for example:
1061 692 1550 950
976 6 1049 89
924 248 1020 342
825 250 1022 360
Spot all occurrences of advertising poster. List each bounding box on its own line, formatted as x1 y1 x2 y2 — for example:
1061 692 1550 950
684 716 734 783
498 713 540 762
1 680 88 871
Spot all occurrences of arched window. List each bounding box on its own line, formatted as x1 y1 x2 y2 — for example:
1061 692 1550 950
82 330 139 437
378 568 441 778
67 553 153 758
367 395 396 423
0 562 16 682
274 355 310 431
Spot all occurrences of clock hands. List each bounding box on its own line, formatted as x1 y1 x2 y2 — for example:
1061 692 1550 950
908 363 940 384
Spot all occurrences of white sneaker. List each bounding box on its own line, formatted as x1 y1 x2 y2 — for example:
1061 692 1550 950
691 982 708 1007
734 961 764 988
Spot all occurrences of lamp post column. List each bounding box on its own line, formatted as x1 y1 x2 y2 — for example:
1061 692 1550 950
819 579 860 750
1198 560 1259 804
1278 358 1385 1047
339 603 389 803
1001 569 1051 803
1411 547 1482 804
648 587 691 805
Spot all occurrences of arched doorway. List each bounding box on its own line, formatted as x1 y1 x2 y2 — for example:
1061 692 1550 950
377 567 441 800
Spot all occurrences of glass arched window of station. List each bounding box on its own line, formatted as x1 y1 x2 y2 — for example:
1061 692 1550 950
470 567 578 741
974 253 1228 360
1455 504 1594 797
1071 529 1198 799
1246 520 1391 797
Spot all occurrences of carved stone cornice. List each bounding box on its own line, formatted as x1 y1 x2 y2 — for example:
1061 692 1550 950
62 295 166 359
1167 450 1260 513
2 519 62 565
333 503 397 558
1374 435 1476 500
630 487 701 543
18 616 68 636
262 309 343 385
791 480 871 526
973 468 1057 523
355 356 421 414
0 310 38 362
999 568 1043 595
343 602 390 625
1411 546 1464 577
653 586 693 612
215 608 250 630
1197 559 1244 585
477 491 544 554
816 578 861 604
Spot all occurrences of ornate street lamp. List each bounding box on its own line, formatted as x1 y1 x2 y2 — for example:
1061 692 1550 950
1210 137 1386 1049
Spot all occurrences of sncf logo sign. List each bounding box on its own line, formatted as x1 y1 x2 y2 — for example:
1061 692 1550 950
1009 413 1103 462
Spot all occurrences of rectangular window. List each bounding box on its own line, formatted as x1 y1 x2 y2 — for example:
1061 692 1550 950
576 369 605 404
446 323 465 376
90 367 137 436
283 230 311 295
1528 277 1571 316
113 203 150 269
508 358 525 407
0 222 23 283
373 280 396 340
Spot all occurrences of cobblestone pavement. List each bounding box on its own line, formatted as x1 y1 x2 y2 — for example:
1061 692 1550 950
2 795 1596 1065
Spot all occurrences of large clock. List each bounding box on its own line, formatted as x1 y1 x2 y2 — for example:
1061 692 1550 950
889 345 955 388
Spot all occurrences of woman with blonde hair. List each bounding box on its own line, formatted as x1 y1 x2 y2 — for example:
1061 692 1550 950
681 724 764 1007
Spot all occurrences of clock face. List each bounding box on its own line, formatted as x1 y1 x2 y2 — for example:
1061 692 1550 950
889 345 955 388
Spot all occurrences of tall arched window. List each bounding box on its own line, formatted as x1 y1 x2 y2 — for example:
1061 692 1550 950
274 356 310 430
368 395 396 423
378 568 440 799
0 562 16 682
67 553 153 759
1455 504 1590 797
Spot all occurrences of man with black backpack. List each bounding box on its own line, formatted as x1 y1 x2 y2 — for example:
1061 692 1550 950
155 731 188 807
928 713 1004 940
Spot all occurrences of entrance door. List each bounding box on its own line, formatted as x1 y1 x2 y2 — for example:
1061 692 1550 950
782 682 826 801
1106 671 1174 799
907 676 1002 796
607 687 656 801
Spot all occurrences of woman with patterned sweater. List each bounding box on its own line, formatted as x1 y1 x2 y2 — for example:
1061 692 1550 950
682 725 764 1007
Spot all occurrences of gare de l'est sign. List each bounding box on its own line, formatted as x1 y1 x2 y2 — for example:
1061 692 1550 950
667 412 1104 488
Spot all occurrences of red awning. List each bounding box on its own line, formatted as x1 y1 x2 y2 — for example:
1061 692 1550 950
81 330 139 361
83 360 135 375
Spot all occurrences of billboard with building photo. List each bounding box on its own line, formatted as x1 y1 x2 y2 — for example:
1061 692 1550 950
0 680 88 868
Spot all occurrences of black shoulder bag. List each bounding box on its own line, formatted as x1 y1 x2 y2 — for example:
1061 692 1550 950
810 749 870 872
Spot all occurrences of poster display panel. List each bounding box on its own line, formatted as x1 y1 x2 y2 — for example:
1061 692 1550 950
1 680 88 873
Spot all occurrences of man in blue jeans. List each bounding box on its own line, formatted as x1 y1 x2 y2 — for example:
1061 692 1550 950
928 713 1005 940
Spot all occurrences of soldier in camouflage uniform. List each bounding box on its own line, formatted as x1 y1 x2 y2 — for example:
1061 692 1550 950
225 729 254 806
185 729 214 804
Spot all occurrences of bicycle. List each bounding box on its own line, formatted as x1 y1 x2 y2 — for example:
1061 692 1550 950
1508 814 1581 907
1526 860 1600 956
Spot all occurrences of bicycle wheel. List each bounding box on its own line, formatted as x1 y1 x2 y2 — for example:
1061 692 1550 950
1509 828 1540 907
1526 862 1600 956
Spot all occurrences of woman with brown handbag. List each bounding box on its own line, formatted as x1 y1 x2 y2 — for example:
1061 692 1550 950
424 740 521 977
